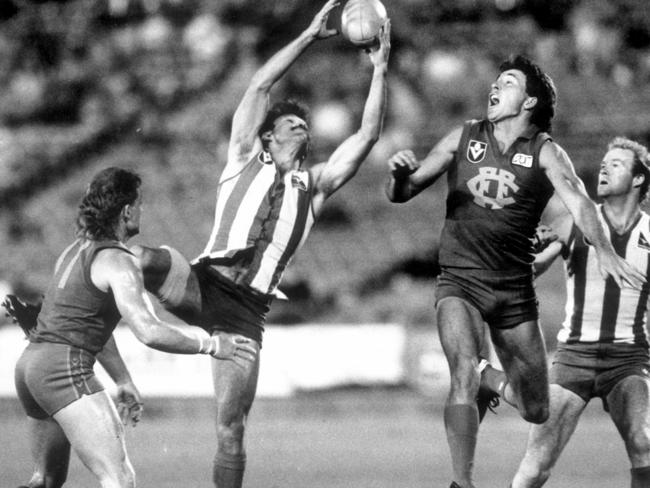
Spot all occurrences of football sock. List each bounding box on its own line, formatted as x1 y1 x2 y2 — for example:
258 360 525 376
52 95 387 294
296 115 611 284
213 452 246 488
444 404 479 488
631 465 650 488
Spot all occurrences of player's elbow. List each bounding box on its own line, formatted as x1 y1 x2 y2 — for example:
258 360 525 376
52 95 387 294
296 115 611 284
358 127 380 147
132 323 159 348
247 72 273 94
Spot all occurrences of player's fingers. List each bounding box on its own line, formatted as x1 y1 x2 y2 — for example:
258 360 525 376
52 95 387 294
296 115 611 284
318 0 339 22
130 403 144 425
389 152 412 167
233 335 252 344
382 18 391 41
234 348 254 361
238 343 257 355
622 267 646 289
117 403 128 425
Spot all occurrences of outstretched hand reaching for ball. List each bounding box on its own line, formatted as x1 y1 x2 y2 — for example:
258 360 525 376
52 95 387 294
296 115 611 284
368 19 391 65
305 0 340 41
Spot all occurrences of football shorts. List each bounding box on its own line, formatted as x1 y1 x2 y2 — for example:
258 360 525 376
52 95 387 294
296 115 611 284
550 342 650 410
190 262 272 345
15 341 103 419
436 266 538 329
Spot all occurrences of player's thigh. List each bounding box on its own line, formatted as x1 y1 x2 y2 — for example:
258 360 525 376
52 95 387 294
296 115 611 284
436 296 486 368
212 339 261 422
521 384 587 469
490 319 548 398
29 416 71 475
607 375 650 466
53 391 132 479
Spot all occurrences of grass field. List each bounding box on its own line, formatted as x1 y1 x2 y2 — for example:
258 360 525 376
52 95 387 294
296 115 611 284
0 387 629 488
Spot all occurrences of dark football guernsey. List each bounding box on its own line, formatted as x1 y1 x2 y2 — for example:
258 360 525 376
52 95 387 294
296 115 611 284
439 119 554 271
31 239 131 354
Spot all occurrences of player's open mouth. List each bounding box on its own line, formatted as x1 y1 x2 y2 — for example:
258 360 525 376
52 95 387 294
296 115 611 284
489 94 499 106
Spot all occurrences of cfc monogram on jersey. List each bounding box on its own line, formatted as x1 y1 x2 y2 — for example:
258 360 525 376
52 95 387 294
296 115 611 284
438 119 554 270
467 167 519 209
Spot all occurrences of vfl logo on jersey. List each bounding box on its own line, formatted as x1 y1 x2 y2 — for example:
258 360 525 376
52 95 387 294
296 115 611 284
467 140 487 163
291 172 308 192
467 167 519 209
512 153 533 168
638 233 650 252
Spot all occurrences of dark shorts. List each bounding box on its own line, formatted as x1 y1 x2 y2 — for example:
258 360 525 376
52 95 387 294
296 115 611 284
550 342 650 410
15 341 103 419
189 263 272 345
436 266 538 329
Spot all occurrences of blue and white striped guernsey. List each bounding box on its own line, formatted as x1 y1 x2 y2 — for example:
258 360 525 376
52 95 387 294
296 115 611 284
193 151 315 296
559 206 650 346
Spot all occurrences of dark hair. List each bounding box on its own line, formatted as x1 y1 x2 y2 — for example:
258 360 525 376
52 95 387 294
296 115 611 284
76 167 141 240
258 99 310 149
607 137 650 202
499 54 556 133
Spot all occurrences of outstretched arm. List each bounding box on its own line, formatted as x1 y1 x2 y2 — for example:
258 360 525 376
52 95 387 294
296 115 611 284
386 126 462 203
540 142 646 288
228 0 339 172
311 20 391 212
92 249 257 366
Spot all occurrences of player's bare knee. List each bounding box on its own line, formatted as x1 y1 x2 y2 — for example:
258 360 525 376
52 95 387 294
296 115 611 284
522 403 549 424
448 363 480 402
625 429 650 460
216 421 246 454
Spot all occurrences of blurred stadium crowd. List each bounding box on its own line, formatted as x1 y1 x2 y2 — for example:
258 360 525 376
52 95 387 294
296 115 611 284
1 0 650 327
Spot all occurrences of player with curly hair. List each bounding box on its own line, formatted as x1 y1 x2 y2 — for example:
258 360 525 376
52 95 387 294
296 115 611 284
10 167 256 488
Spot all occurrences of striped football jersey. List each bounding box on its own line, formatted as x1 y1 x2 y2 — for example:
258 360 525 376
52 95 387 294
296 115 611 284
558 206 650 346
193 151 315 296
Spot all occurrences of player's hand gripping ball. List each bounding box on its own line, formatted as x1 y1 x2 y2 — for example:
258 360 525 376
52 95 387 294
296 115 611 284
340 0 388 48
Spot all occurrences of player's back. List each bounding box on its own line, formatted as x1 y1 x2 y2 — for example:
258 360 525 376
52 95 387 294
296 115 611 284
31 238 131 354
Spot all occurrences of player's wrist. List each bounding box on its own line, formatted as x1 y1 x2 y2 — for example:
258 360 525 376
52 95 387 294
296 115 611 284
198 336 217 355
115 376 134 387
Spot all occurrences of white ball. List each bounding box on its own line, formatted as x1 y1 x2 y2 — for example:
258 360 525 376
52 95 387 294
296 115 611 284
341 0 387 48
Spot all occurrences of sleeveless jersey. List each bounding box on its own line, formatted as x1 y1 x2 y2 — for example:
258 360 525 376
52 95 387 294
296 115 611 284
194 151 315 296
439 119 554 271
558 207 650 346
31 239 131 354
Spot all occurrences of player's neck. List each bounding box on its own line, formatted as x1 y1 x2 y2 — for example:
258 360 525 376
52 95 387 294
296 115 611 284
269 145 303 174
603 196 641 234
491 117 532 153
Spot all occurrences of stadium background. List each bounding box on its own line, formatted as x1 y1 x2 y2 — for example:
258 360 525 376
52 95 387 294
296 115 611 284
1 0 649 486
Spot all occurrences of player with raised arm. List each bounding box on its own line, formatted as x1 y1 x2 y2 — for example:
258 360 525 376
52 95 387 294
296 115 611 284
9 167 256 488
385 56 645 488
126 2 390 486
502 137 650 488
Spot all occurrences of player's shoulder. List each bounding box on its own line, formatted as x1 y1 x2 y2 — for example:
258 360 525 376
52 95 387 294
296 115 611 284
223 138 264 181
440 124 466 147
94 245 137 271
538 139 570 165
